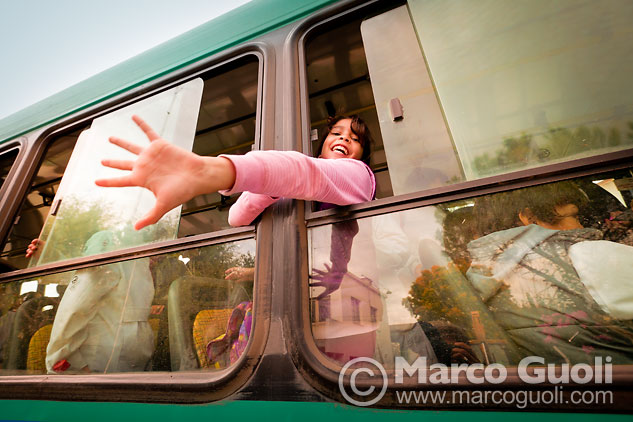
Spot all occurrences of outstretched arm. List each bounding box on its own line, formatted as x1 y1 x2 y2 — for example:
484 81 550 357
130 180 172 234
97 116 375 229
95 115 236 230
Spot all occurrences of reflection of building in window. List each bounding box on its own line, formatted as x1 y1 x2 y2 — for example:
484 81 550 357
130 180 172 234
311 272 382 364
351 297 360 323
318 296 331 322
370 306 378 323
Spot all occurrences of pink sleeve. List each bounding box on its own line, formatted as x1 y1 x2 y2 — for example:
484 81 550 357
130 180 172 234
227 193 280 227
219 150 375 205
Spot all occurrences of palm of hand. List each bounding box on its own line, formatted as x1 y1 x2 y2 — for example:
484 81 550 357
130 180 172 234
96 115 204 230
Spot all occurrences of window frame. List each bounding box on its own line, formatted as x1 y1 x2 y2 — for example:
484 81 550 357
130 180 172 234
287 0 633 411
0 43 276 404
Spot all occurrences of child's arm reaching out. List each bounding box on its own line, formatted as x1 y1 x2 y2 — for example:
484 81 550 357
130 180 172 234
97 116 375 229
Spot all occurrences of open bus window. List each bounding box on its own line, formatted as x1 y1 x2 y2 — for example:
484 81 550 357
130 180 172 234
305 12 393 199
0 238 255 374
306 1 633 199
0 148 18 192
0 57 260 272
309 168 633 368
0 132 80 272
179 58 259 237
16 78 204 269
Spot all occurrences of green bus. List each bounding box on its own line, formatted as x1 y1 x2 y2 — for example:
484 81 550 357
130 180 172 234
0 0 632 420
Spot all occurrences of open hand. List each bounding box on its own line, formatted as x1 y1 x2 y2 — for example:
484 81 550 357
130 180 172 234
95 115 235 230
310 263 345 299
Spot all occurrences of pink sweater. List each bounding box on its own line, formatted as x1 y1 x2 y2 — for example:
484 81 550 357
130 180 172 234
219 150 376 226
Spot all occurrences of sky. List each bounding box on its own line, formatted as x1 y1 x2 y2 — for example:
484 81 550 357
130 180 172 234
0 0 251 120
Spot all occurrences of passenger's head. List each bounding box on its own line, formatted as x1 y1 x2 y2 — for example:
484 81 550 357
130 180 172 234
473 181 588 236
317 115 372 165
515 182 587 231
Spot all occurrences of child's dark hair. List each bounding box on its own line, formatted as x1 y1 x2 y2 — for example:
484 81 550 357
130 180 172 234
316 115 373 166
473 181 589 236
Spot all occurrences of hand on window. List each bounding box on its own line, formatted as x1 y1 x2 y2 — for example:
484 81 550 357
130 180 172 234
225 266 255 283
25 238 41 258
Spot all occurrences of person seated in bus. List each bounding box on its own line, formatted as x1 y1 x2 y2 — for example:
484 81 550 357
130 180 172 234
465 181 633 364
45 230 154 373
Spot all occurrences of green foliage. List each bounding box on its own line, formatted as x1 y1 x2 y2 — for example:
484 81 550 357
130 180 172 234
472 121 633 176
37 196 117 264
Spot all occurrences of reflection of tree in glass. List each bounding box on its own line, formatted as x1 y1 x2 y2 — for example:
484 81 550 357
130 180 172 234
405 263 472 332
473 121 633 176
37 193 181 265
38 196 117 263
187 244 254 280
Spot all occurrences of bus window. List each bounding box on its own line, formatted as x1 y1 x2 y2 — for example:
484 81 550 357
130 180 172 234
1 131 80 272
22 78 204 268
359 5 464 195
0 238 255 374
309 168 633 368
408 0 633 180
0 148 18 192
306 1 633 199
305 14 393 199
180 58 260 237
0 57 260 271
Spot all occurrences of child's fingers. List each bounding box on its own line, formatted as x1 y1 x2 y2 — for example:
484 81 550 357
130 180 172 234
134 199 171 230
132 115 160 142
109 136 143 155
95 175 136 188
101 159 134 171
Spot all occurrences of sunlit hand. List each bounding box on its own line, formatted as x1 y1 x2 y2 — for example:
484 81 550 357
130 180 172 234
309 263 345 299
95 115 236 230
225 266 255 283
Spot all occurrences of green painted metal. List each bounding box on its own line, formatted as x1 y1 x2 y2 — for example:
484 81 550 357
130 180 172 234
0 0 339 145
0 400 629 422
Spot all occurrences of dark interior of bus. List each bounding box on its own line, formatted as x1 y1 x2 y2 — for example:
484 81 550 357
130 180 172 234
305 16 393 200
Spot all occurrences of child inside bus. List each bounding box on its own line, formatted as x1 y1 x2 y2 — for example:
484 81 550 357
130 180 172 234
464 181 633 364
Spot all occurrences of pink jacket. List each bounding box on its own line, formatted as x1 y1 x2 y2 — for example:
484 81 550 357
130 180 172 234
220 150 376 226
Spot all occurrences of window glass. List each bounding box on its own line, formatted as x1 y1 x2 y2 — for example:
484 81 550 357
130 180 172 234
0 238 255 374
1 58 260 272
408 0 633 179
0 148 18 191
306 2 633 201
309 168 633 368
28 78 204 267
360 6 464 195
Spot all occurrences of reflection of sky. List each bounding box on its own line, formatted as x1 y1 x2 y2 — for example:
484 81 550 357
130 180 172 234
233 239 256 258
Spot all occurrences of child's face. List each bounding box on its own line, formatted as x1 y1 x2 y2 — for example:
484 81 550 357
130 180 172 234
319 118 364 161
